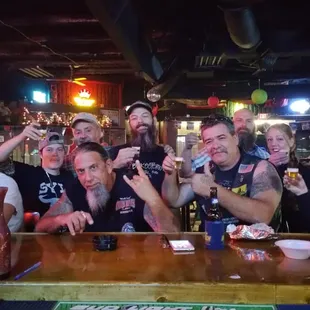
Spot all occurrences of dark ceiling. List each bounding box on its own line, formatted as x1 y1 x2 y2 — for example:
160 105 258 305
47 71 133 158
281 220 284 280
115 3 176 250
1 0 310 99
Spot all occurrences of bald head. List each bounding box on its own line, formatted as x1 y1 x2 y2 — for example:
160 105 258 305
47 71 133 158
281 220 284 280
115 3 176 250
233 108 254 121
233 109 255 133
233 108 256 151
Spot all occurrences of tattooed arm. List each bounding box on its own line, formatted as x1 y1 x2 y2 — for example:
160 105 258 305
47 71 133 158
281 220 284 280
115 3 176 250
35 191 93 235
215 160 282 224
35 191 73 233
143 199 180 233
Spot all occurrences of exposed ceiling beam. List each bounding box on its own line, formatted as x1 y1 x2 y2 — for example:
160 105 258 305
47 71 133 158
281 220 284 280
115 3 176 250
1 14 98 26
0 24 109 41
86 0 164 84
72 68 135 75
0 51 121 59
167 83 310 100
1 56 128 68
0 42 119 55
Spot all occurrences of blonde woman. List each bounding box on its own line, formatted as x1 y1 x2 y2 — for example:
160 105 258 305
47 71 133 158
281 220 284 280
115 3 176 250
266 123 310 232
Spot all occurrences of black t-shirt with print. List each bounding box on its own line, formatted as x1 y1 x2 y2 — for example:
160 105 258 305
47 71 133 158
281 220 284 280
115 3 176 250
12 161 74 217
195 157 243 230
109 143 166 194
66 170 153 232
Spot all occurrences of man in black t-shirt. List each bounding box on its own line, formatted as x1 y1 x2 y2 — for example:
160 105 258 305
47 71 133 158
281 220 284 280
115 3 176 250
110 101 174 194
35 142 179 235
0 126 73 219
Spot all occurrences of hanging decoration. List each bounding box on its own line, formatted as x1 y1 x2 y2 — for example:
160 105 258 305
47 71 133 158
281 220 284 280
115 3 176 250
207 94 220 108
251 79 268 104
22 108 112 128
152 103 159 116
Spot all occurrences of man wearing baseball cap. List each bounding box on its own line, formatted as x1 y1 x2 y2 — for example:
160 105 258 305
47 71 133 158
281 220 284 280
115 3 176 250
0 124 73 226
63 112 108 175
71 112 103 146
109 100 174 195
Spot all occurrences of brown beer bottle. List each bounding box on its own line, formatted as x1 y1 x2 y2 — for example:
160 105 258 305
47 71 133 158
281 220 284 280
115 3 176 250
0 187 11 280
205 187 224 250
206 187 222 221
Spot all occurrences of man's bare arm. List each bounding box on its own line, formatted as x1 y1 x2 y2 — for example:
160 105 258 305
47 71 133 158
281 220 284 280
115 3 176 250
216 160 282 224
35 191 74 233
143 198 180 233
179 148 194 178
162 172 195 208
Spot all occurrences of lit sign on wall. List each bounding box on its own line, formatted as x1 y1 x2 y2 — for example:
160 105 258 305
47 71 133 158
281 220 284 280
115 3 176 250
33 91 47 103
74 89 95 107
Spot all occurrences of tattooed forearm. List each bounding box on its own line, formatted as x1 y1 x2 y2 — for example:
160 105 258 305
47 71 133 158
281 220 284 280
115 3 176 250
143 204 159 232
250 162 283 197
43 191 73 218
143 202 180 232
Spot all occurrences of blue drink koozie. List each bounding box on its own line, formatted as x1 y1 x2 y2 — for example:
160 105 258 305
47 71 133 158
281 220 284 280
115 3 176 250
205 220 225 250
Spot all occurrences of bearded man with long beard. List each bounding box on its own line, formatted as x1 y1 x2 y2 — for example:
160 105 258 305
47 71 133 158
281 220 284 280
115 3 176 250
110 101 173 194
35 142 179 235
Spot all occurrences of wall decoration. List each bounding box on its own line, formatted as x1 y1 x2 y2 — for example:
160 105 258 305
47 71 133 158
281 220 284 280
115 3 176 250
100 109 120 127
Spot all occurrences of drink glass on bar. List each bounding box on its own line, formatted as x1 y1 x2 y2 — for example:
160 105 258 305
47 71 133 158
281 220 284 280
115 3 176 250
287 167 299 180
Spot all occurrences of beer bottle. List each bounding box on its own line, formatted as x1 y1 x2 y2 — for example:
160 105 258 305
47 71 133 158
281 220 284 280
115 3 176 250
205 187 224 250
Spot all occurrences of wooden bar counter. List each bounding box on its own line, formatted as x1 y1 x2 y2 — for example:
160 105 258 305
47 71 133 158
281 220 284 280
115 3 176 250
1 233 310 305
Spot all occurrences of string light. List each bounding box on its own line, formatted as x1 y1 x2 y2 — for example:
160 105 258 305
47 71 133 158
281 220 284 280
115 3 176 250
22 108 112 128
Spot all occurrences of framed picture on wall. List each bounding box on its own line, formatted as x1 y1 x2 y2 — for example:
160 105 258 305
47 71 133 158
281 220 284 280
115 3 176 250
100 109 120 127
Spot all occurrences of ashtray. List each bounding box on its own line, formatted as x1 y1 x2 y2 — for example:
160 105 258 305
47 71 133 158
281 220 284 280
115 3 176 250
92 235 118 251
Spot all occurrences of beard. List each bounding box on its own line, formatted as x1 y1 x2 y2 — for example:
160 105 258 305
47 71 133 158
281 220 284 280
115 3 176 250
131 123 157 152
86 184 110 215
237 128 256 152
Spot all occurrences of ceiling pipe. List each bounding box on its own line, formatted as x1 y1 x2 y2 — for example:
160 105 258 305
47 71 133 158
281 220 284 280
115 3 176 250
219 5 261 50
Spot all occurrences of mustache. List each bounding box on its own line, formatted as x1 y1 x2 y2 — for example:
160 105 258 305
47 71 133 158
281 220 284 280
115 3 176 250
210 148 228 156
237 127 251 134
75 137 91 145
136 123 150 129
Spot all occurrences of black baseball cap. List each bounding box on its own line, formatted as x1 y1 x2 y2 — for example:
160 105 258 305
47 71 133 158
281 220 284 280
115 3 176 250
126 101 152 116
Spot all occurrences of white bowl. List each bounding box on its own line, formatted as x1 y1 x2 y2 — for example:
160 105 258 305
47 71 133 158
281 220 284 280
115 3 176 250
275 239 310 260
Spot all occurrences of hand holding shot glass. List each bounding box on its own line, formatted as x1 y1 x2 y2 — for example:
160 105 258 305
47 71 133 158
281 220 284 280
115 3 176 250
132 146 140 161
283 167 308 196
287 167 299 180
174 157 184 170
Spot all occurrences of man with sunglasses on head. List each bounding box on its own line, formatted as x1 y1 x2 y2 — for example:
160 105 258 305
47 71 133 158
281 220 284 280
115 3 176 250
162 114 282 231
180 109 269 178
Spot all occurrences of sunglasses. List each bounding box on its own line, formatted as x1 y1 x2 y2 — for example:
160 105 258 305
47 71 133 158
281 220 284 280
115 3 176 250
201 114 233 128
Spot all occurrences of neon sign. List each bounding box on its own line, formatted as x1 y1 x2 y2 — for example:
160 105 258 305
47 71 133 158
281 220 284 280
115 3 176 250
74 89 95 107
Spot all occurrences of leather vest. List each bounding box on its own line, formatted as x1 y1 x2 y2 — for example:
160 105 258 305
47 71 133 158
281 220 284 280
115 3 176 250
196 153 281 231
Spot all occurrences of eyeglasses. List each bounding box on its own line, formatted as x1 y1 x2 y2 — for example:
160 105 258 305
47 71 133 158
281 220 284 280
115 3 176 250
201 114 233 128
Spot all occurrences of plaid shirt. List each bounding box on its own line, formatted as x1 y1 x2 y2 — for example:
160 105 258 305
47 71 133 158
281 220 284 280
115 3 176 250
192 144 269 171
